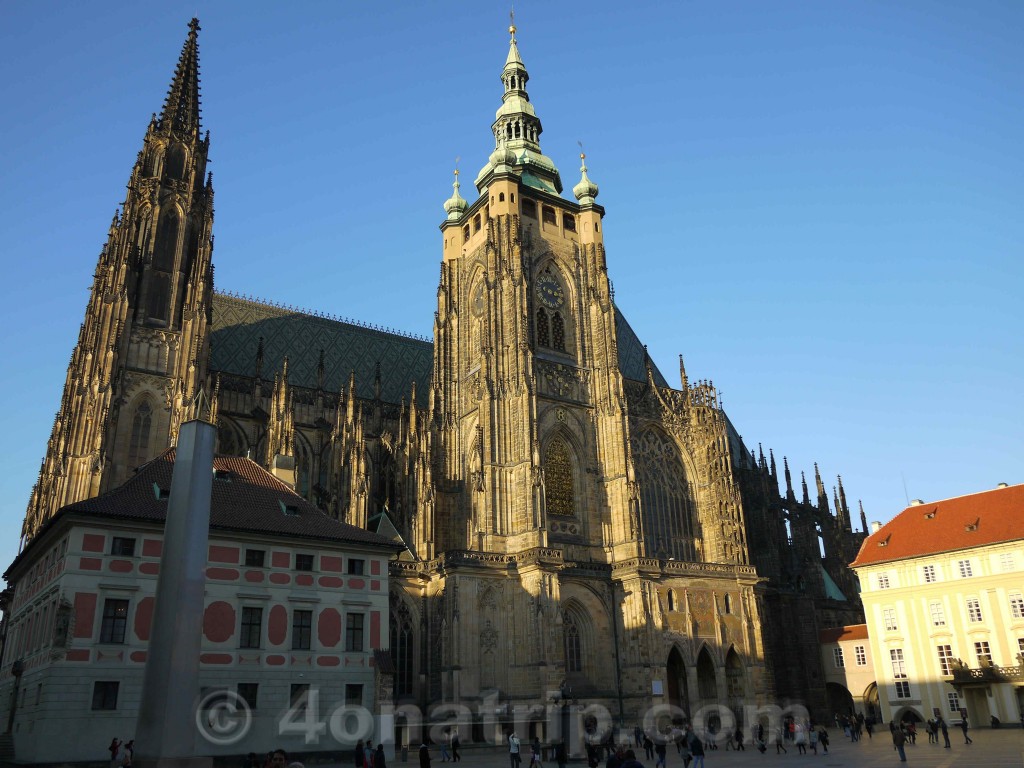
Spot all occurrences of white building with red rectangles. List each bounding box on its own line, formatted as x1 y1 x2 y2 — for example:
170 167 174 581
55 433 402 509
0 450 403 764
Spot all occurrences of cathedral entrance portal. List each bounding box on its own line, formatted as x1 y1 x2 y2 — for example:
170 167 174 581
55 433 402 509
667 647 690 719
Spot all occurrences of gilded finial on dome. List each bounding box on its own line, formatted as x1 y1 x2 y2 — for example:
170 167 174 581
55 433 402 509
572 143 599 205
443 161 468 221
509 7 516 40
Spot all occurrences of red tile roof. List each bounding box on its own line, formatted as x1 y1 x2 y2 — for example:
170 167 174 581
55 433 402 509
851 483 1024 567
819 624 868 644
8 449 401 577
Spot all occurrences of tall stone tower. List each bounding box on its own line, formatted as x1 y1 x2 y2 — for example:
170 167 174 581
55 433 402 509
388 23 768 730
21 19 214 547
432 20 641 564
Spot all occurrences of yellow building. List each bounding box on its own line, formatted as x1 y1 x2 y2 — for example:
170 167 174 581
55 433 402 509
818 624 879 719
851 483 1024 726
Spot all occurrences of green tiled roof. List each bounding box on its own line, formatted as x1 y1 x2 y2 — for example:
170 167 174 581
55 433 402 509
210 292 668 401
210 293 433 403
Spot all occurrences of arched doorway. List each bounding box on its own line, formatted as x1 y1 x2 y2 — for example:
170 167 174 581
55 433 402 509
696 647 717 708
862 682 880 720
826 682 855 716
667 647 690 718
893 707 922 724
725 648 745 727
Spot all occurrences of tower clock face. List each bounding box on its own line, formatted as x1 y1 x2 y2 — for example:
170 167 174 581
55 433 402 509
536 277 565 309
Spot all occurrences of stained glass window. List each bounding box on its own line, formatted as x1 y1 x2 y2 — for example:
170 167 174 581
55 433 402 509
128 401 152 469
391 600 414 696
544 436 574 516
563 611 581 672
634 430 697 561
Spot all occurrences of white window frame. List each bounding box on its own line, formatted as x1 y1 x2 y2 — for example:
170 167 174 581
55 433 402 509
957 559 973 578
930 601 946 626
832 647 845 668
855 645 867 666
883 607 898 632
966 597 983 623
922 564 936 583
877 573 891 589
947 691 960 713
937 644 954 676
1009 591 1024 620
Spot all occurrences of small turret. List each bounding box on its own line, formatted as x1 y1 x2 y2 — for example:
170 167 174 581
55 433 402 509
572 153 600 206
443 168 468 221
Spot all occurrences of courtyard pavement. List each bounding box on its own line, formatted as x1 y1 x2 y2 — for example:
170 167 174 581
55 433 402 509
362 730 1024 768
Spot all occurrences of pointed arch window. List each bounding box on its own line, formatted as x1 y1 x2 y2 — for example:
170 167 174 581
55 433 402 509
390 599 414 697
563 611 582 673
634 429 698 562
128 401 153 469
536 308 551 348
164 144 186 181
551 312 565 351
544 436 575 517
152 209 179 271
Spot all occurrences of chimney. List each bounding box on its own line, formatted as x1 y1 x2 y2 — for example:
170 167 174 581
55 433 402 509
871 521 882 533
271 454 296 488
909 499 924 506
996 482 1008 489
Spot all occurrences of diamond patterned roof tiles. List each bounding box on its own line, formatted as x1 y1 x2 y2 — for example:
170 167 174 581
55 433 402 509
210 293 669 399
211 293 433 403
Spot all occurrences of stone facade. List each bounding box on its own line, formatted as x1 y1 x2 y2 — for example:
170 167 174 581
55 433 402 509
13 18 869 741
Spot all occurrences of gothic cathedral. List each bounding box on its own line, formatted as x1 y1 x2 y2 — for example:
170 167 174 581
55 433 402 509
19 20 867 724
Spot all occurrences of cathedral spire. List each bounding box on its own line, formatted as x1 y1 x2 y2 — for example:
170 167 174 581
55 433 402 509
158 18 203 139
475 16 562 194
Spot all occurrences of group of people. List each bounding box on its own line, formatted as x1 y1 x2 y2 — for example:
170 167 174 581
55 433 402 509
766 721 829 755
834 712 872 741
107 738 134 768
438 728 463 762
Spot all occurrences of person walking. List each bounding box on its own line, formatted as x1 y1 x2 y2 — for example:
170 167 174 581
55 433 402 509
654 739 667 768
893 728 907 762
734 725 745 751
440 730 451 763
531 736 544 768
420 742 432 768
451 729 461 762
643 734 654 761
374 744 387 768
775 726 787 754
937 717 950 748
794 722 807 755
808 727 818 755
960 716 972 745
688 731 705 768
818 727 829 755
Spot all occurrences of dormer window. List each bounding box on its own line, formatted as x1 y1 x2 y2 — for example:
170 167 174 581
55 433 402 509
153 483 170 501
280 500 300 516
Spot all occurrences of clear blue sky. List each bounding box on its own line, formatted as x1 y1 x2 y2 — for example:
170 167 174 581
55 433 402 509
1 2 1021 571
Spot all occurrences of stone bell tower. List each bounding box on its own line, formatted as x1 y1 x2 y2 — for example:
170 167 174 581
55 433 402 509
432 20 641 563
21 19 214 546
